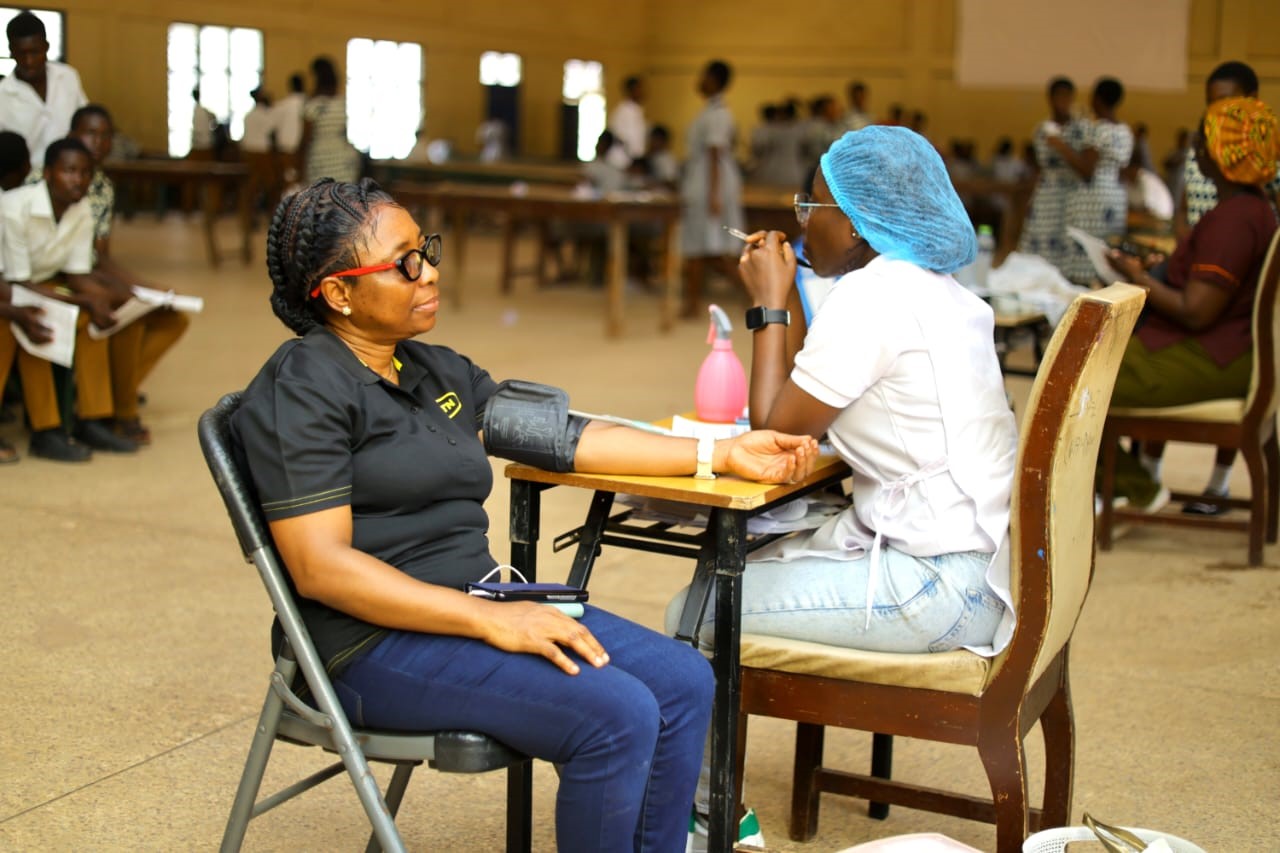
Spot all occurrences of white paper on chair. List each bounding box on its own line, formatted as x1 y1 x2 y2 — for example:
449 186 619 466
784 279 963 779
88 297 159 339
1066 226 1119 283
8 285 79 367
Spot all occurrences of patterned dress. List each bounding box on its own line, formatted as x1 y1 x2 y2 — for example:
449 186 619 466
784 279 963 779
303 95 361 184
1060 119 1134 285
1018 118 1088 271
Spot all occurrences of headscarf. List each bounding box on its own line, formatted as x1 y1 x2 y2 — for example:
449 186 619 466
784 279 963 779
1203 96 1278 186
818 126 976 274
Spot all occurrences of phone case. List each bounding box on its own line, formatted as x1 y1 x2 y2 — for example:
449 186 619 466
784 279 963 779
464 581 589 603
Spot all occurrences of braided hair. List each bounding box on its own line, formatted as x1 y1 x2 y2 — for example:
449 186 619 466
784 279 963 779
265 177 396 335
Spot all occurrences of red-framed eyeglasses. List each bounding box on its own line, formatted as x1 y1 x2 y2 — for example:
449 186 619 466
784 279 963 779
310 234 443 298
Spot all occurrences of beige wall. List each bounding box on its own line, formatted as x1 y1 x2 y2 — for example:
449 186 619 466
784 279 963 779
48 0 1280 163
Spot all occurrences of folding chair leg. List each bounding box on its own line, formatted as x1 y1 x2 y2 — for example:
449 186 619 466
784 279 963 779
220 681 287 853
868 733 894 820
506 760 533 853
365 764 417 853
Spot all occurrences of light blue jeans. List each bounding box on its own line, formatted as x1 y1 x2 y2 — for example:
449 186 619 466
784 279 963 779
664 545 1004 656
665 546 1004 817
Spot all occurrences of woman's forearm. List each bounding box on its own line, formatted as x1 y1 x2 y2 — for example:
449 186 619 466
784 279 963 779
573 423 733 476
749 286 805 428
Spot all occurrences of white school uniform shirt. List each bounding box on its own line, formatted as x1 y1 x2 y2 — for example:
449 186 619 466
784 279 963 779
1 181 94 283
191 104 217 150
754 256 1019 655
241 104 274 153
0 62 88 168
607 98 647 161
273 92 306 153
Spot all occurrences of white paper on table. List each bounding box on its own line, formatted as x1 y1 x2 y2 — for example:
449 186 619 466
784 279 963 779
1066 226 1121 283
669 414 750 440
88 297 159 340
132 285 204 313
8 285 79 367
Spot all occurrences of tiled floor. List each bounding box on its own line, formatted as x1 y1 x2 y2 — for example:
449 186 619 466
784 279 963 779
1 213 1275 851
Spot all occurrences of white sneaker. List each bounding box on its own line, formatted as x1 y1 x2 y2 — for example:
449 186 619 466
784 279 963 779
1136 485 1171 514
687 807 766 852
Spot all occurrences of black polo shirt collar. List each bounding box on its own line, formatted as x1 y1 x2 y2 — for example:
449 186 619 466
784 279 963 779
302 325 429 395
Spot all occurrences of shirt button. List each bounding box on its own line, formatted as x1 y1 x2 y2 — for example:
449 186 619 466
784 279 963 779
410 405 421 414
448 438 457 445
428 424 437 432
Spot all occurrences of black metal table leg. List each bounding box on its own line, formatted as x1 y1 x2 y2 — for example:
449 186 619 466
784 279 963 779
565 490 615 588
706 507 748 853
509 479 542 581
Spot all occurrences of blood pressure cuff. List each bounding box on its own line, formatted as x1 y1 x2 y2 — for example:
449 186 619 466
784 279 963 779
481 379 588 472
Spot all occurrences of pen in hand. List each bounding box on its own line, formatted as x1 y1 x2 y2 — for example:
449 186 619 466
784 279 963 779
724 225 811 268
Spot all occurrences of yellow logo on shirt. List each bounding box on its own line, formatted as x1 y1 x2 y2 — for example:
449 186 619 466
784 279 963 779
436 391 461 418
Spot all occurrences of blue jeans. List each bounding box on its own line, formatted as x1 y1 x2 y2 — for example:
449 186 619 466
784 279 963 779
665 546 1004 654
333 605 713 853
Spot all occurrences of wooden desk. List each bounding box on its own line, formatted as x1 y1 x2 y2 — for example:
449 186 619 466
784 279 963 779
391 181 682 337
505 454 851 853
371 158 584 187
106 159 252 267
993 310 1051 378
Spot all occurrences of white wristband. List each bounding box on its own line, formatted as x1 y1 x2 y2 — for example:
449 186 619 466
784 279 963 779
695 435 716 480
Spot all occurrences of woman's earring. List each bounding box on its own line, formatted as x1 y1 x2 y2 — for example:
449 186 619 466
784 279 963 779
341 306 352 316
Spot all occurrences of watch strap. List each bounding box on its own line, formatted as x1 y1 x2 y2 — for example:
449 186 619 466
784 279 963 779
745 306 790 331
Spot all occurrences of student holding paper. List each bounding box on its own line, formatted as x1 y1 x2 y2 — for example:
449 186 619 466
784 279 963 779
1 136 135 455
71 105 189 444
0 130 95 462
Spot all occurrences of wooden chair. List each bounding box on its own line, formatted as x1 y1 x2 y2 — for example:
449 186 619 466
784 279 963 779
734 284 1146 853
199 393 533 853
1098 231 1280 566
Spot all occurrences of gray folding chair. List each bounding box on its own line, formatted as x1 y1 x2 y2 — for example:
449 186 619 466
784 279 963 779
199 392 533 853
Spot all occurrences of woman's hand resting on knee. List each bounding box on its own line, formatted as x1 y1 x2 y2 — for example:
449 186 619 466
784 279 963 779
480 601 611 675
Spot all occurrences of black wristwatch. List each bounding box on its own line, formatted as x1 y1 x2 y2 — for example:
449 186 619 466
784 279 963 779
745 306 790 331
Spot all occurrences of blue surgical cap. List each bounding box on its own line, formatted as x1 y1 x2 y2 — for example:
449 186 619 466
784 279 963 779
819 127 977 274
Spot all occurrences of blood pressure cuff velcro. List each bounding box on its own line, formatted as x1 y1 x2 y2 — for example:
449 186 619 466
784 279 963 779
481 379 588 472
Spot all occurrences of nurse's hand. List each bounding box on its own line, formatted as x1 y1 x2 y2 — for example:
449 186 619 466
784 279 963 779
482 600 609 676
738 230 796 307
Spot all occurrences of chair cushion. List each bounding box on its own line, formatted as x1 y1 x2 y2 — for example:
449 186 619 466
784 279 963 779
1110 398 1244 423
739 633 989 696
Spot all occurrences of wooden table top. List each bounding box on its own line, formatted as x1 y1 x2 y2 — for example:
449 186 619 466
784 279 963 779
390 180 682 221
505 452 849 511
105 158 249 178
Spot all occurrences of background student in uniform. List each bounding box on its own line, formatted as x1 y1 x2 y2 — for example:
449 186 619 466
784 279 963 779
1 137 135 456
70 105 190 445
0 11 87 172
0 129 74 463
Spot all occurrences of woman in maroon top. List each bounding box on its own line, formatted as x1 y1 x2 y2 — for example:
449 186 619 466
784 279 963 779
1105 96 1279 508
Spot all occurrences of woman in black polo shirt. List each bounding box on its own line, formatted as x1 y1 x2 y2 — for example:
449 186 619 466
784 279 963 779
232 178 818 852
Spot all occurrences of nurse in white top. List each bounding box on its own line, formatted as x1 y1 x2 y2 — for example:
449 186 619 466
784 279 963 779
0 11 87 170
675 126 1018 657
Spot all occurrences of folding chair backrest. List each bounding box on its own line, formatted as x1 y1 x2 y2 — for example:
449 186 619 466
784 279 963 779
197 392 334 698
992 284 1146 692
198 391 271 560
1244 230 1280 422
